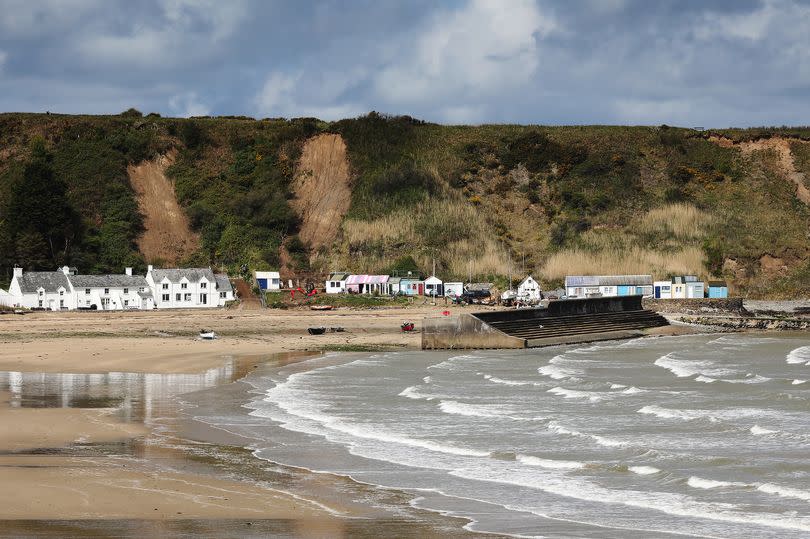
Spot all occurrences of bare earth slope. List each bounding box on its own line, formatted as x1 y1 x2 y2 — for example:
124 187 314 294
128 149 199 264
291 134 352 250
710 135 810 206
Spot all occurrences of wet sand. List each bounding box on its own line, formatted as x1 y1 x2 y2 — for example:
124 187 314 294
0 307 493 537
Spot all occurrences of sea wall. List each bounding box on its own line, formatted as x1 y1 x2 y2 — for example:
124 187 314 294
643 297 746 315
421 313 526 350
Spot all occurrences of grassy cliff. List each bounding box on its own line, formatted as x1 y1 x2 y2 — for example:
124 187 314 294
1 111 809 298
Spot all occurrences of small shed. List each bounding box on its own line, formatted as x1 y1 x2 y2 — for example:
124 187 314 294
708 281 728 298
653 280 672 299
444 282 464 298
326 272 349 294
424 276 443 297
399 277 424 296
565 275 653 298
517 275 541 302
388 276 403 295
255 271 281 291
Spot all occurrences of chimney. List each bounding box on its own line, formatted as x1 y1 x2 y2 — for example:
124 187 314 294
125 267 132 276
12 266 22 279
147 265 153 273
62 266 70 275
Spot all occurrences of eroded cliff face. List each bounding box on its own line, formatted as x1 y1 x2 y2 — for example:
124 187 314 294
128 149 199 265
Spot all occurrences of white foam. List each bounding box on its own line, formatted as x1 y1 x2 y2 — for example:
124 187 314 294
621 386 646 395
547 386 603 402
422 376 431 383
547 421 626 448
688 476 747 489
537 362 579 380
792 379 806 385
516 454 585 470
750 425 778 435
638 405 705 421
609 383 627 389
437 400 541 422
483 375 535 386
654 352 735 379
628 465 660 475
786 346 810 364
399 385 430 400
721 375 772 384
758 483 810 502
695 375 717 383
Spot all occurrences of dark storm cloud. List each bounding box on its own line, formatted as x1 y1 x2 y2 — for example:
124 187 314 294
0 0 807 126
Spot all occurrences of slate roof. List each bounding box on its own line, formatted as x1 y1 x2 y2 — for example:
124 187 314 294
16 271 71 294
150 268 216 283
328 272 350 281
69 275 148 288
214 274 233 292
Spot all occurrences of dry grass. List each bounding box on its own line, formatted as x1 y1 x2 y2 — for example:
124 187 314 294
540 245 706 282
638 203 714 241
339 199 513 278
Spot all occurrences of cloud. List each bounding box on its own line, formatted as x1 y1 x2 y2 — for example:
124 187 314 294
168 92 210 117
254 70 366 120
374 0 555 104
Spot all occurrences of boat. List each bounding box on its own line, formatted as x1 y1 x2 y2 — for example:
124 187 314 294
310 305 334 311
199 330 217 340
308 327 326 335
401 322 415 332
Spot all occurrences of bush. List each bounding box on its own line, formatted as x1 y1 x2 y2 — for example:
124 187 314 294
120 108 143 118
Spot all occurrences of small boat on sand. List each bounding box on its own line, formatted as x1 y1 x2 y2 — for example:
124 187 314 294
308 327 326 335
401 322 415 332
310 305 333 311
199 330 217 340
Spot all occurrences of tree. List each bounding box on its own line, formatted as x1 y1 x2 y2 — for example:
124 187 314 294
5 139 81 268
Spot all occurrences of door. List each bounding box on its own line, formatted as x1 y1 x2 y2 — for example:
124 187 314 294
418 283 424 295
257 278 267 290
654 286 661 298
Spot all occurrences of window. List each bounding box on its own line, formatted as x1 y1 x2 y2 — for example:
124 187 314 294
162 283 169 290
200 293 207 304
124 300 129 306
200 282 207 289
59 299 64 308
59 290 64 296
38 300 43 307
85 288 91 294
139 287 145 292
123 288 128 294
39 290 44 296
162 294 169 301
176 293 181 301
104 288 109 294
181 282 188 289
220 291 226 298
184 293 191 301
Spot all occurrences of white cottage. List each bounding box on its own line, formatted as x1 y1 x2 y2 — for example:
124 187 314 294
215 274 235 303
70 268 153 310
8 266 75 310
254 271 281 291
146 266 228 309
424 276 444 297
517 275 541 302
325 272 349 294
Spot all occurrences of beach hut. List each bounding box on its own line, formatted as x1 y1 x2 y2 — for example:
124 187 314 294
565 275 653 298
326 272 349 294
653 280 672 299
254 271 281 291
399 276 424 296
368 275 391 295
517 275 541 302
424 276 444 297
345 274 368 293
708 281 729 298
388 276 403 295
686 281 704 298
444 282 464 298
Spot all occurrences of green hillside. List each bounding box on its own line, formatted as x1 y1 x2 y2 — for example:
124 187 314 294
1 111 809 298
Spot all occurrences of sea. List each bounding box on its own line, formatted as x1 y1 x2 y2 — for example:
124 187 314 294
178 333 810 538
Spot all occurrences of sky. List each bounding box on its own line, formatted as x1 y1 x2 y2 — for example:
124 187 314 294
1 0 809 126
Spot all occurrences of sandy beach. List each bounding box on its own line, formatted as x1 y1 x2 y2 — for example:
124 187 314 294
0 305 492 537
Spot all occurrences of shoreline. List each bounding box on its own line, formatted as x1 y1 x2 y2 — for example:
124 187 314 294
0 307 497 536
1 306 803 535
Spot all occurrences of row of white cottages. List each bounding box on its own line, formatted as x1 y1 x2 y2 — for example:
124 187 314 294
1 265 234 311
